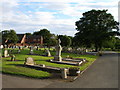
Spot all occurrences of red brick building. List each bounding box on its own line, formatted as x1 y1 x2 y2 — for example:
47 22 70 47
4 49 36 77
15 34 43 46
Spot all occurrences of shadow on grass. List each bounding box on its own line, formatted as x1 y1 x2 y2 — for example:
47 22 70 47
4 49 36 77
2 72 51 80
27 54 54 57
6 64 60 73
5 59 49 62
5 63 61 79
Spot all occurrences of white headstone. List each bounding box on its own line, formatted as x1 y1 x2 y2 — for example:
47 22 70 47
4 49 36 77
0 45 3 49
24 57 35 65
4 50 8 57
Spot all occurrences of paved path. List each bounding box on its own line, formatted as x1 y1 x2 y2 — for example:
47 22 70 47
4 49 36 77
2 74 58 88
2 52 118 88
45 52 118 88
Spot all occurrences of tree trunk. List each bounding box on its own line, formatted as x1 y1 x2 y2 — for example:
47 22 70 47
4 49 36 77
95 45 98 52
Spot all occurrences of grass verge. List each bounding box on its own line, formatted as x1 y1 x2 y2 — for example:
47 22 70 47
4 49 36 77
2 49 98 78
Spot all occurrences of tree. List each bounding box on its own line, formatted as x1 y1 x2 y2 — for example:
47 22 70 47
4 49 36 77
103 36 116 49
33 29 56 47
8 30 18 44
2 30 18 44
58 35 71 47
75 9 119 51
25 33 32 36
68 36 74 47
2 30 10 44
114 37 120 50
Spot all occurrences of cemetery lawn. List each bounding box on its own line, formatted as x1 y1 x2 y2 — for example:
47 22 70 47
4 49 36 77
2 49 98 79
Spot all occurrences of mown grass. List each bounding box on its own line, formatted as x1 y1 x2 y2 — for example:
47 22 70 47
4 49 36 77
116 51 120 53
2 48 98 78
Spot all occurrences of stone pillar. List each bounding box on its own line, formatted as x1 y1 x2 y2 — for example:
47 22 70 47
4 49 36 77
61 68 68 79
4 49 8 57
54 39 62 62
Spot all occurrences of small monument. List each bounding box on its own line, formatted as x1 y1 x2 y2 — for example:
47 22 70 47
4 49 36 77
54 39 62 62
4 49 8 57
11 55 15 61
45 49 51 57
0 45 3 49
17 49 21 53
24 57 35 65
4 45 7 48
29 47 33 54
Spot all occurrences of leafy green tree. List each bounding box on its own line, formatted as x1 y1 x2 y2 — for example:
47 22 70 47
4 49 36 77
114 37 120 50
2 30 10 44
75 9 119 51
2 30 18 44
68 36 74 47
33 29 56 47
58 35 71 47
8 30 18 44
25 33 32 36
103 36 116 50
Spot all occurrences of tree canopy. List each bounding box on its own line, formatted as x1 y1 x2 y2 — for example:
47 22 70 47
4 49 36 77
114 37 120 50
2 30 18 44
58 35 71 47
33 29 56 47
74 9 119 51
25 33 32 36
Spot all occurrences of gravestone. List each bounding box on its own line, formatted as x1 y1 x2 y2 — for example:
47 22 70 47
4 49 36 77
17 49 21 53
0 45 3 49
29 47 34 54
54 39 62 62
85 49 88 52
24 57 35 65
4 45 7 48
4 50 8 57
11 55 15 61
13 46 15 49
45 49 51 56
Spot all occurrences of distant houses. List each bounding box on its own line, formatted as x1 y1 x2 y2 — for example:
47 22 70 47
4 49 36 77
9 34 43 46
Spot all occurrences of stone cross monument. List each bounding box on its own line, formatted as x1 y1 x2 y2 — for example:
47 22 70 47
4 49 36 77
54 39 62 62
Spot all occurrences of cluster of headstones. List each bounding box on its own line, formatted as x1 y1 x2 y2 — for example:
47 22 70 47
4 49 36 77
62 47 95 55
62 47 84 54
3 49 16 61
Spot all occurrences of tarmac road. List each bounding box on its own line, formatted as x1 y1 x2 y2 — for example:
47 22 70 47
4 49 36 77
45 52 118 88
2 51 118 88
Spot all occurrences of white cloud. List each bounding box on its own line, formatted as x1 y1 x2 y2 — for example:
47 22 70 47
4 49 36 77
1 0 119 36
19 0 95 3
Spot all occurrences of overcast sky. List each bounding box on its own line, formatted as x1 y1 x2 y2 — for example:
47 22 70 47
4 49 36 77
0 0 119 36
